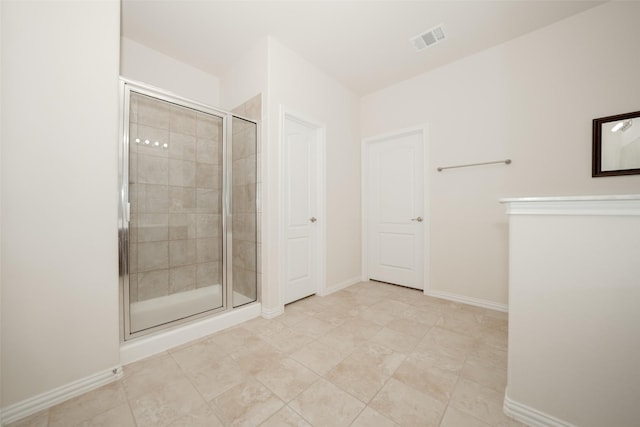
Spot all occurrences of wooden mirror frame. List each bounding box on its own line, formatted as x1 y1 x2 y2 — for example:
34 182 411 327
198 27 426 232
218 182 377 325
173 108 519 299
592 110 640 177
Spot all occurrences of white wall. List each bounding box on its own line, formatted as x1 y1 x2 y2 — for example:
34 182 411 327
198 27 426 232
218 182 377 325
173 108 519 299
267 38 362 312
360 1 640 307
220 37 268 113
121 37 220 107
1 0 121 408
220 37 361 316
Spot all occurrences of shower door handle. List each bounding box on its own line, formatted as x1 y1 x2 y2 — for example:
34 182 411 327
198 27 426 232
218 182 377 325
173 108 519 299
309 217 317 223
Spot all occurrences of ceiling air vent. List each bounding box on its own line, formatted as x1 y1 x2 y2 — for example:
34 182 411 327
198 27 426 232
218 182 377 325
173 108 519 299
410 24 447 52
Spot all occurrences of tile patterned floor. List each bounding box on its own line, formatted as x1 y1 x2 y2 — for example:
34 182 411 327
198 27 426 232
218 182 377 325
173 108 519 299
8 281 525 427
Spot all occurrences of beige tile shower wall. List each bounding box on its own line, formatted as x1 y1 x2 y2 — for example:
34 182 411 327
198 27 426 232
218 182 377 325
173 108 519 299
232 94 261 301
128 93 223 303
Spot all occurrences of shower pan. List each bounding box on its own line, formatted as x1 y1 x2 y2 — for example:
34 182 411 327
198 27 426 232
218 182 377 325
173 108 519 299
118 80 258 340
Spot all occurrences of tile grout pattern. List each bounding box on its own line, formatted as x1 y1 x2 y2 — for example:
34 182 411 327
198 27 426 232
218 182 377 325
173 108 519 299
8 281 526 427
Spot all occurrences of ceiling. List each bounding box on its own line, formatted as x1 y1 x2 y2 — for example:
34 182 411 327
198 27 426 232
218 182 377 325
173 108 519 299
122 1 604 96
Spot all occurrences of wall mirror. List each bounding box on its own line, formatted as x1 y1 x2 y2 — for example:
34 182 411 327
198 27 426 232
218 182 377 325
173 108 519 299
592 110 640 177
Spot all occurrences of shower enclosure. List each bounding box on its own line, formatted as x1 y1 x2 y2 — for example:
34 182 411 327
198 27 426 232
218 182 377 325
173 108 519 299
119 81 258 339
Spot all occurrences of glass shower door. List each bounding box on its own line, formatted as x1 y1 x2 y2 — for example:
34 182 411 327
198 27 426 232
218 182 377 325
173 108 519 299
231 116 258 307
126 91 225 334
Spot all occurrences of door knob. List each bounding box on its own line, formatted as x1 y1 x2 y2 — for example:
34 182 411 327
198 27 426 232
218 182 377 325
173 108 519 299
310 217 317 223
411 217 423 222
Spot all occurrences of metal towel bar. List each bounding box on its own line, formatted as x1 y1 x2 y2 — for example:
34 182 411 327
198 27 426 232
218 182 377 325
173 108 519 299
437 159 511 172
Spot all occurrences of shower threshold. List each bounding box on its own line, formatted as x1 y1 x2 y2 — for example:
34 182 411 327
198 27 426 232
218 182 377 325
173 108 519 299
130 284 253 332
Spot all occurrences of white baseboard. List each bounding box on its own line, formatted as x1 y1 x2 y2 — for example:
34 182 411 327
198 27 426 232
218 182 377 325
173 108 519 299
261 306 284 319
504 391 575 427
0 366 123 426
319 276 361 296
120 302 261 365
426 290 508 312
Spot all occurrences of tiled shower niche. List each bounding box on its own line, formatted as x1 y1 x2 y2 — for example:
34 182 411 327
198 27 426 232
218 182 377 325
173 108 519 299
124 89 258 336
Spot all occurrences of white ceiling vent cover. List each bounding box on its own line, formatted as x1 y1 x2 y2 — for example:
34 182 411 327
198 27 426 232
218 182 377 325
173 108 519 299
410 24 447 51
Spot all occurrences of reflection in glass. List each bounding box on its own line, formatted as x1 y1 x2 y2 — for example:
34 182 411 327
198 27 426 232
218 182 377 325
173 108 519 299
601 118 640 171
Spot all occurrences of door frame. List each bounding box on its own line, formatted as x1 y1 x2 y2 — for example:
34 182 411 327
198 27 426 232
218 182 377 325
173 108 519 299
279 107 327 309
361 125 430 294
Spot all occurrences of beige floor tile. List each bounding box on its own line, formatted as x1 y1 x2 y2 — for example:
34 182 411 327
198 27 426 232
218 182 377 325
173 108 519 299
436 311 485 336
278 309 312 327
259 327 314 355
474 312 509 332
129 377 206 427
208 327 263 354
408 294 453 310
369 300 413 318
169 337 228 372
309 307 353 327
384 287 426 306
13 282 515 427
369 326 422 353
229 339 283 375
467 343 508 370
290 339 348 376
78 403 136 427
347 291 383 308
259 405 311 427
478 326 508 351
292 315 335 338
355 281 394 297
48 381 127 427
397 305 442 327
314 329 360 357
255 358 319 402
357 306 396 326
334 317 384 341
415 326 477 360
326 342 405 403
211 378 284 426
185 355 247 401
165 336 209 354
239 316 287 337
407 345 467 374
439 406 492 427
289 378 365 427
450 378 523 427
369 378 446 427
392 354 460 403
461 358 507 393
386 317 432 338
122 353 186 399
5 410 49 427
166 403 224 426
289 294 332 309
350 407 399 427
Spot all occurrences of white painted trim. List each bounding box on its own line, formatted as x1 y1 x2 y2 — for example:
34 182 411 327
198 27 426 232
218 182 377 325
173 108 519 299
319 276 362 296
427 290 508 312
262 307 284 319
0 367 123 425
501 194 640 216
120 303 261 365
503 391 576 427
361 125 430 291
279 107 327 310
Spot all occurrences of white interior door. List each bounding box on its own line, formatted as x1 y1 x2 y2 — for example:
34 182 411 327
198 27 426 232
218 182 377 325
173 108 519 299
284 115 319 304
368 130 424 289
